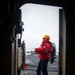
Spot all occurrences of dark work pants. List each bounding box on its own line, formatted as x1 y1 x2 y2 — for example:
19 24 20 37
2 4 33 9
50 52 54 63
36 60 48 75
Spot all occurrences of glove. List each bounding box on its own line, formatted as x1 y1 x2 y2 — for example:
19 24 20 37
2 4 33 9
32 48 37 52
34 48 38 54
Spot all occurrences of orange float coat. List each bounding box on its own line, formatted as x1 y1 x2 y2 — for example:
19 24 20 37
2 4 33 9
35 40 54 60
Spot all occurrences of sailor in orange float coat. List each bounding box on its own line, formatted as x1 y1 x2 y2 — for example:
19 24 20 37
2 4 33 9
34 34 54 75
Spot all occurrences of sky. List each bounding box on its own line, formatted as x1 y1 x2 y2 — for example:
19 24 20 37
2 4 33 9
20 3 62 55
